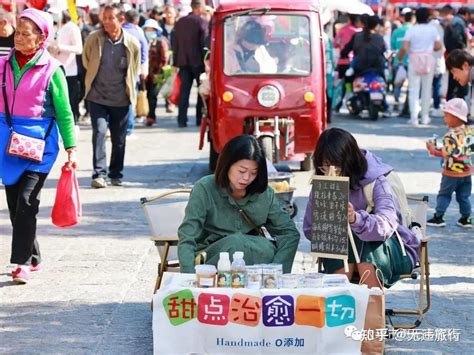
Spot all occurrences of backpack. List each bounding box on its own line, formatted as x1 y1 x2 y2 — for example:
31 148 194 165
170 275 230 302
363 171 412 257
363 171 412 228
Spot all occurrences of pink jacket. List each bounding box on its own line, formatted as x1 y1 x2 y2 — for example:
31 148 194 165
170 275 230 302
0 50 60 118
335 24 361 66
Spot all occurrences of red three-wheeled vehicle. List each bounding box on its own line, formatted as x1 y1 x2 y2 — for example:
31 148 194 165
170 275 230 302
200 0 327 171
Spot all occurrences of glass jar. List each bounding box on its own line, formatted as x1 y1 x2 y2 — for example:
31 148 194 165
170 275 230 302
195 264 217 288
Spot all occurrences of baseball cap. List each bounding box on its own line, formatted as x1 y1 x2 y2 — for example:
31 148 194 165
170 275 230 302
401 8 412 15
442 98 468 123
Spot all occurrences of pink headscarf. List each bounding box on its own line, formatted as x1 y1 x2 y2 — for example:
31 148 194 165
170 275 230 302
19 8 54 46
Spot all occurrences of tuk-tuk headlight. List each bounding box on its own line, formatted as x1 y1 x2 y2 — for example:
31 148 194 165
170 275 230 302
222 91 233 102
304 92 314 102
257 85 280 108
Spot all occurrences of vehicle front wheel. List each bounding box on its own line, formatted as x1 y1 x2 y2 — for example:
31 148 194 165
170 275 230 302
261 136 274 162
300 153 312 171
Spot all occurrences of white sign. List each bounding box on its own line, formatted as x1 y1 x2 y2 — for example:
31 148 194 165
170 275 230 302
153 274 370 354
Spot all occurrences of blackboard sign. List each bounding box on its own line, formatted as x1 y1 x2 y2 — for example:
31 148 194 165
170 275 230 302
310 175 350 259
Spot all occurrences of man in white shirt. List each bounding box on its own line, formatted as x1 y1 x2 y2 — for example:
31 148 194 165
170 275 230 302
398 7 442 126
49 11 83 125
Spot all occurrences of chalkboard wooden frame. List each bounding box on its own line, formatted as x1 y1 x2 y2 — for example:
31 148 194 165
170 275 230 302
310 175 360 272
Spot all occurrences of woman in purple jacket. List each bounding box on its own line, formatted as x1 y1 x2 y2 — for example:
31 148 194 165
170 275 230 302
303 128 420 288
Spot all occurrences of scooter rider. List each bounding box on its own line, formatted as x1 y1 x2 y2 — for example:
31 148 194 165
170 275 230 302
341 15 386 78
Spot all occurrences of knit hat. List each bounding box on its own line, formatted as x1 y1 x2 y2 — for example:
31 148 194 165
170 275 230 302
20 8 54 44
442 98 468 123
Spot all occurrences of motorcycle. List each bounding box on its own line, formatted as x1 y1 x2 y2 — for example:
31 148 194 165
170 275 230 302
347 71 386 121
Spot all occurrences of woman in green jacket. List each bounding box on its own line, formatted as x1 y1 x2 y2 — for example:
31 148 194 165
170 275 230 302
178 135 300 273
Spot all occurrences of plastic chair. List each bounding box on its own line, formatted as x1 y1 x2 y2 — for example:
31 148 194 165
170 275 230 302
140 189 192 295
386 195 431 329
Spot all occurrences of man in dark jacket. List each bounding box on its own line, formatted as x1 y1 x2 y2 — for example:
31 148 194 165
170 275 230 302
172 0 208 127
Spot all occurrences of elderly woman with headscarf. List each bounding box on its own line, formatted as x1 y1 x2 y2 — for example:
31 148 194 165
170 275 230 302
0 8 77 284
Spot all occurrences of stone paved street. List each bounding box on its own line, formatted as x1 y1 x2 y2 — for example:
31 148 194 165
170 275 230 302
1 103 473 354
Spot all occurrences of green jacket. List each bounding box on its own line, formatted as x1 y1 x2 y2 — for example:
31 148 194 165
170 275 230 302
82 29 140 106
178 175 300 273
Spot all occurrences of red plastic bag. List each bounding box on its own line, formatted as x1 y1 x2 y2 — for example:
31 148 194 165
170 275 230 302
168 73 181 105
51 164 82 227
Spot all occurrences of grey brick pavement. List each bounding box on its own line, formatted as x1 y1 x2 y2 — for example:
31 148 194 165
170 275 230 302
0 105 473 354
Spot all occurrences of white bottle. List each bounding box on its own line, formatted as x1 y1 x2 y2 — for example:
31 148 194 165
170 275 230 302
217 252 231 287
231 251 246 288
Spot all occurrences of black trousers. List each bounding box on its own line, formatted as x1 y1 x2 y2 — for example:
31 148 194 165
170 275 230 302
5 171 48 265
145 80 170 119
89 101 129 179
178 65 204 126
66 75 80 124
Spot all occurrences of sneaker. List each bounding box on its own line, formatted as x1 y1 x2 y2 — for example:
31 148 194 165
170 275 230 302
110 178 123 186
408 118 419 126
166 103 175 113
421 116 431 125
431 108 444 117
145 117 156 127
30 263 42 272
457 216 472 228
427 214 446 227
91 177 107 189
12 267 29 284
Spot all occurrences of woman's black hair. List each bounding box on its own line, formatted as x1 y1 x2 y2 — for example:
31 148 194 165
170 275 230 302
363 15 379 42
415 7 430 24
214 135 268 195
312 128 368 189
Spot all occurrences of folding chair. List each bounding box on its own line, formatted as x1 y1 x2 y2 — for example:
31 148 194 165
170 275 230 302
386 195 431 329
140 189 192 295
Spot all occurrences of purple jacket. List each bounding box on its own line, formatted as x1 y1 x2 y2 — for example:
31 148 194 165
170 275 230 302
303 150 420 267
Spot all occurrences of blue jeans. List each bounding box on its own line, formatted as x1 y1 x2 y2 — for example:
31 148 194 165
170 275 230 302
89 101 129 180
435 175 472 217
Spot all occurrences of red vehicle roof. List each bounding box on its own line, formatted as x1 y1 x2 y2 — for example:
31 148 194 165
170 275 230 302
212 0 321 13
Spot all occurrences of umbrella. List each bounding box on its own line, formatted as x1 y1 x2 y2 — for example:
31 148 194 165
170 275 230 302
323 0 375 15
76 0 99 9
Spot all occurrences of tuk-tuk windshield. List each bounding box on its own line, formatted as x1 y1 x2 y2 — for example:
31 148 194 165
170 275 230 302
224 14 311 76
